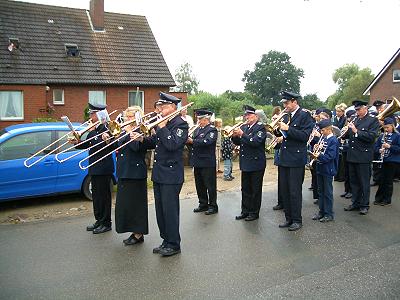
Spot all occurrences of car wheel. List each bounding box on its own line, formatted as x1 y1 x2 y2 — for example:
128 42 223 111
82 176 93 201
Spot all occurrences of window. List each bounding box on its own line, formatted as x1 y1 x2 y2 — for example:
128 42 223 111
89 91 106 106
128 90 144 108
65 43 80 57
0 91 23 120
53 89 64 105
0 131 52 161
393 69 400 82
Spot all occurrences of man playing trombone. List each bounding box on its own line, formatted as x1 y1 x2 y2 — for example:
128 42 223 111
147 92 189 257
277 91 314 231
232 105 267 221
187 109 218 215
71 103 115 234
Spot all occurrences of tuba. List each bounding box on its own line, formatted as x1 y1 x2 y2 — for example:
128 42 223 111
377 96 400 121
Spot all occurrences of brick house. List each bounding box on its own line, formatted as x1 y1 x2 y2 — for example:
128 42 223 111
0 0 187 128
363 48 400 104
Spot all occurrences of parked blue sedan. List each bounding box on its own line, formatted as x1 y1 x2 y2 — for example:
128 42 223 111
0 122 116 202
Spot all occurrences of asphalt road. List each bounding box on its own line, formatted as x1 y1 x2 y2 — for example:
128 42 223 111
0 180 399 299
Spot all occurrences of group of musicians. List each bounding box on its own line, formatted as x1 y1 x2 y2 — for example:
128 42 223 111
73 90 400 256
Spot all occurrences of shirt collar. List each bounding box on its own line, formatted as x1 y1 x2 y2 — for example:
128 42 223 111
291 106 300 117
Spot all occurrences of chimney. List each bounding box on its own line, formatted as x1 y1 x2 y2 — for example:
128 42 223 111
90 0 104 31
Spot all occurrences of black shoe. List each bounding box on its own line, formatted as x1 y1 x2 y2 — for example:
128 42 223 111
159 247 181 257
229 175 235 179
359 208 368 215
319 216 334 223
373 200 382 205
153 244 165 254
279 221 292 228
93 225 111 234
308 186 313 190
223 177 233 181
273 204 283 210
288 223 302 231
370 182 378 187
313 199 318 205
245 215 259 221
86 222 100 231
345 193 352 199
123 234 144 246
340 192 347 198
312 213 323 220
205 208 218 215
380 202 391 206
235 213 248 220
193 206 208 213
344 205 359 211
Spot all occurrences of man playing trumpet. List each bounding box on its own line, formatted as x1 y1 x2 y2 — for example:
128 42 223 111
232 105 267 221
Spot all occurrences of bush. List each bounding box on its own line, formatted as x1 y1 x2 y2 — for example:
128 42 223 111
32 117 58 123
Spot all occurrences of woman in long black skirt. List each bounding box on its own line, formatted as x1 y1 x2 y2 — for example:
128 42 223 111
115 106 152 245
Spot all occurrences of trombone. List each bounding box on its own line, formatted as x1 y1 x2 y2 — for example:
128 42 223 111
79 103 194 169
222 121 245 137
188 124 200 137
23 110 117 168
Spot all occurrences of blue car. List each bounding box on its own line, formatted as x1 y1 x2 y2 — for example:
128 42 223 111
0 122 116 202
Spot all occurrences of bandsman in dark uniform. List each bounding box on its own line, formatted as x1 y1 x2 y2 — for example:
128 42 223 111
371 99 385 186
277 91 314 231
187 109 218 215
343 100 380 215
147 92 188 257
232 105 267 221
72 103 115 234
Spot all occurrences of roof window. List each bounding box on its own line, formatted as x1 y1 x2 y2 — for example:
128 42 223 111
8 37 19 52
65 43 80 57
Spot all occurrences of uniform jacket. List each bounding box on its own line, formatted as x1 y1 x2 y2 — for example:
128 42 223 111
148 115 189 184
115 130 153 179
374 132 400 163
333 115 346 130
75 124 115 175
278 108 314 167
190 124 217 168
344 114 380 163
316 134 340 176
232 121 266 172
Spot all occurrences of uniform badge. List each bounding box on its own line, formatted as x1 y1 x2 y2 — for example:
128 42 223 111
257 131 262 137
200 133 205 137
176 129 183 137
210 132 215 138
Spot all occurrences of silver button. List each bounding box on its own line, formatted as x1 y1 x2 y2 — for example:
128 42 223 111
154 160 157 162
136 163 139 166
121 154 124 157
155 152 157 155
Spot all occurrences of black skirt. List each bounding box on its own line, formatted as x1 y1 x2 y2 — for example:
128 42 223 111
115 178 148 234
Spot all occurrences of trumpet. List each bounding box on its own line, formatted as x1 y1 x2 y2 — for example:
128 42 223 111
266 136 280 152
23 110 118 168
307 126 320 147
308 136 326 166
265 108 289 135
222 121 245 137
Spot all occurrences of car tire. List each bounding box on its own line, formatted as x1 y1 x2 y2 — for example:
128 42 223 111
82 176 93 201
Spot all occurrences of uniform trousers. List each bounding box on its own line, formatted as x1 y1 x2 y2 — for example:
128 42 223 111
91 175 112 227
153 182 182 250
194 167 218 209
279 166 305 224
311 161 318 199
343 152 352 194
375 162 398 204
348 162 371 209
277 167 283 207
317 174 334 218
241 170 265 217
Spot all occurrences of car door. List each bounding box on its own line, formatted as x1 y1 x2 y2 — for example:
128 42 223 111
0 130 57 201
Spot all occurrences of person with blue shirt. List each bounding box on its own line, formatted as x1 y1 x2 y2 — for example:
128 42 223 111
311 119 339 222
232 105 267 221
188 109 218 215
146 92 188 257
373 117 400 206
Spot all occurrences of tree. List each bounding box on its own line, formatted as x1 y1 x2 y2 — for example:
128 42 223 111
242 50 304 106
301 93 324 110
174 62 199 94
326 64 374 109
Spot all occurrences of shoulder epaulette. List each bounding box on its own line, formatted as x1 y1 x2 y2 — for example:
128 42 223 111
210 125 215 128
257 122 263 125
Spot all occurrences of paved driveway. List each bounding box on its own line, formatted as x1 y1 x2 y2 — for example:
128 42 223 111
0 180 399 299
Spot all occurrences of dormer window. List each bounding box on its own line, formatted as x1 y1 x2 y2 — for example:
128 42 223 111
65 43 80 57
8 37 19 52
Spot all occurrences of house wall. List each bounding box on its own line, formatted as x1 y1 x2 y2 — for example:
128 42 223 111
369 56 400 104
0 85 187 128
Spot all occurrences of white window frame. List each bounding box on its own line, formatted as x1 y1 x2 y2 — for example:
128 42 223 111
128 90 144 110
393 69 400 82
53 89 64 105
88 90 106 106
0 91 24 121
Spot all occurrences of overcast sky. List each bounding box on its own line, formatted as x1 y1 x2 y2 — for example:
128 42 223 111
18 0 400 101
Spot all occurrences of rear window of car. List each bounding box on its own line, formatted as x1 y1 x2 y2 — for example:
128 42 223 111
0 131 52 161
